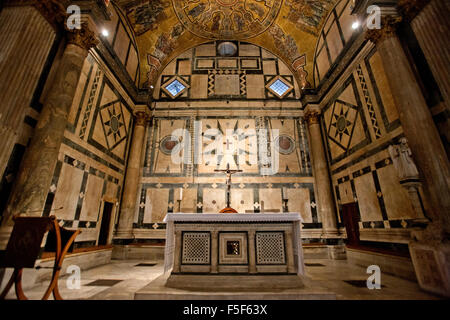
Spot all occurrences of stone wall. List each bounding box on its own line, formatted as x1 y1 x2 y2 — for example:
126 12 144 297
43 53 134 247
135 42 322 240
321 46 428 244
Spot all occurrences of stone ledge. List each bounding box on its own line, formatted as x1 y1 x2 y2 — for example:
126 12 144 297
346 247 416 281
112 244 165 260
134 272 336 300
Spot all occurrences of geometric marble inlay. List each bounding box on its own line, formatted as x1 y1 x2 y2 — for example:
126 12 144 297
255 232 285 264
328 99 358 150
100 101 127 150
182 232 210 264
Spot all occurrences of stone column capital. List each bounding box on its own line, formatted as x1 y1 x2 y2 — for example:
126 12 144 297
134 111 151 127
397 0 431 22
65 23 99 51
304 110 321 126
32 0 67 31
365 16 402 45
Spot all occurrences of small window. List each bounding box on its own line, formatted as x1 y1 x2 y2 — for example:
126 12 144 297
165 79 186 98
269 79 290 97
266 76 293 99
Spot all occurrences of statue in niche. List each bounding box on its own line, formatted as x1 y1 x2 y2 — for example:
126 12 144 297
388 137 420 182
388 138 429 225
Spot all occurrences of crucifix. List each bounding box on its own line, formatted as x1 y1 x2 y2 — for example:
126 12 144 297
214 163 242 210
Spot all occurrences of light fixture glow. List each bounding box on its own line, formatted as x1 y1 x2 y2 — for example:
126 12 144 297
101 29 109 37
352 21 360 29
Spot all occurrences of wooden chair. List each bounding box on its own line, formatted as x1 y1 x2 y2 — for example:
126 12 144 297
0 215 81 300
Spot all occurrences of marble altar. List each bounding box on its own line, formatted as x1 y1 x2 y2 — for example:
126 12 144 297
163 212 305 290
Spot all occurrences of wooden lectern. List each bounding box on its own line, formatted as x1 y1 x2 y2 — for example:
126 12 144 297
0 215 81 300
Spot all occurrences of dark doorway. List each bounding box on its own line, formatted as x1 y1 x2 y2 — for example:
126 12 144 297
98 202 114 245
341 203 360 246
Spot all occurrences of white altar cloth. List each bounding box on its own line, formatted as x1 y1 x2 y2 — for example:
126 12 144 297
163 212 304 275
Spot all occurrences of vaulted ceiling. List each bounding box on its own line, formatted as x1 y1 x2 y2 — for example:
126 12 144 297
114 0 338 89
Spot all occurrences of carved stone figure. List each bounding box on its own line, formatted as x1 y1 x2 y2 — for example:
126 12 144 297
388 137 420 181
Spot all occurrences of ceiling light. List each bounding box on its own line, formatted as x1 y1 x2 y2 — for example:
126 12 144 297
352 21 360 29
101 29 109 37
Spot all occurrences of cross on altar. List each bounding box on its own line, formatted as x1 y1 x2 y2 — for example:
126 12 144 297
214 163 242 210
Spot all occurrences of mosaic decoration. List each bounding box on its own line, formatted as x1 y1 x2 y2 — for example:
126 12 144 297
172 0 283 39
124 0 170 36
268 24 301 63
285 0 334 36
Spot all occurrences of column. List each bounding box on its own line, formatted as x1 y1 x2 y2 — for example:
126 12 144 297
366 16 450 235
366 15 450 297
248 230 257 274
2 23 98 226
116 108 151 238
172 230 182 273
284 230 296 274
398 0 450 104
0 4 56 181
304 109 339 237
210 230 218 274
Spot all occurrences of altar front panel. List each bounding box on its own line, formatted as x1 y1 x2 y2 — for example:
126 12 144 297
164 213 305 276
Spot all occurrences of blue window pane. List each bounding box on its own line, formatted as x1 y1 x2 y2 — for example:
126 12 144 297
165 80 186 97
269 79 290 97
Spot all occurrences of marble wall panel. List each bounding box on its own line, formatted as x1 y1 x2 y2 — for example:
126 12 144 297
203 188 226 213
288 188 312 222
79 174 104 222
230 189 254 213
354 173 382 222
259 188 282 213
51 163 84 220
377 165 417 220
113 23 130 65
145 188 170 223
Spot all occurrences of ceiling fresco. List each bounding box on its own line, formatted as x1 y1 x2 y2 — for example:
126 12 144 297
115 0 339 90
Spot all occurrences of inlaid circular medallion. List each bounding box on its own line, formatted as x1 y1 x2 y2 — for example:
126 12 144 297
110 116 120 133
275 135 295 155
160 135 180 155
172 0 283 40
336 116 347 132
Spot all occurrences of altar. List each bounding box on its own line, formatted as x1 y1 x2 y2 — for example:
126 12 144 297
162 212 306 290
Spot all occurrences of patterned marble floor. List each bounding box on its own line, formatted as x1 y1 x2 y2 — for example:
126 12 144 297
3 258 442 300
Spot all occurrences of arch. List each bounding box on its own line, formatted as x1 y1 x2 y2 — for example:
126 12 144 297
149 39 308 97
153 40 303 101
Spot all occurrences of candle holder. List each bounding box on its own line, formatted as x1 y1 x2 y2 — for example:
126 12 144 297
177 200 182 213
282 199 289 213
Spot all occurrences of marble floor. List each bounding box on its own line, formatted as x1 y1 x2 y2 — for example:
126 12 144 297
3 258 442 300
